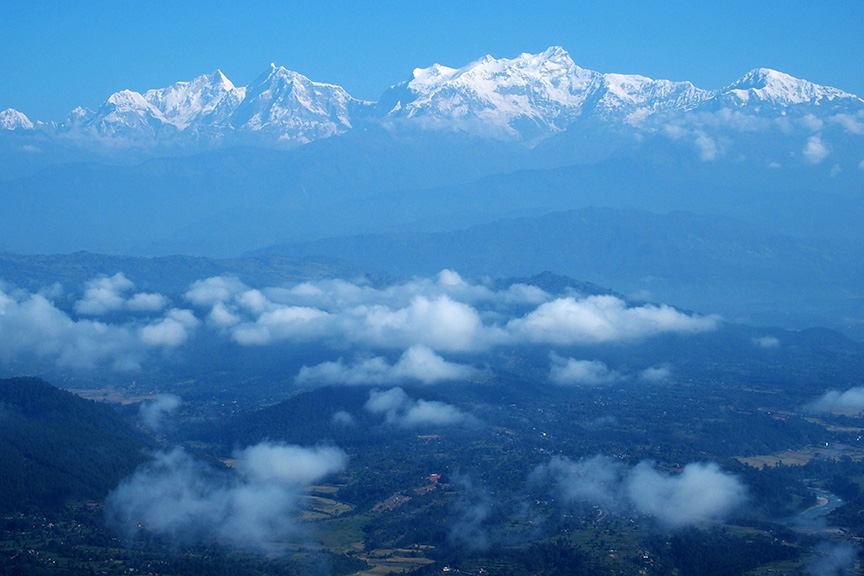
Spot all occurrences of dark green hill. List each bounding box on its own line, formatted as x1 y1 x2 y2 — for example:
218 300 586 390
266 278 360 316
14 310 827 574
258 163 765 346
0 377 150 512
194 386 386 448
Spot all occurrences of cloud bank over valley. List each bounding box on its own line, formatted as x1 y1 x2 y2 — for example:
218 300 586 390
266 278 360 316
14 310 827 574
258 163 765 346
106 443 347 550
0 270 721 384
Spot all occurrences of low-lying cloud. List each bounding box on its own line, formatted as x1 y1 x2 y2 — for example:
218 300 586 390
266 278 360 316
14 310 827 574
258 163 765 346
0 290 144 370
804 134 830 164
535 455 747 528
808 387 864 414
138 393 182 431
364 387 478 428
297 345 478 385
448 473 493 551
753 336 781 349
186 272 718 352
548 354 672 386
508 295 719 346
0 277 200 371
626 461 747 528
105 443 347 550
139 309 199 347
806 541 860 576
0 270 720 374
639 365 672 382
75 273 166 315
549 354 623 386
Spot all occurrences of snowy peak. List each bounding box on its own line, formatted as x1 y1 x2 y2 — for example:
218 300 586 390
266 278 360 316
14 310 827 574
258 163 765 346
229 64 364 141
105 89 153 111
0 108 34 130
593 73 712 129
385 47 713 139
143 70 245 128
78 69 247 136
73 88 171 140
721 68 858 106
405 45 596 97
52 64 366 145
8 47 864 151
382 47 603 139
409 63 459 90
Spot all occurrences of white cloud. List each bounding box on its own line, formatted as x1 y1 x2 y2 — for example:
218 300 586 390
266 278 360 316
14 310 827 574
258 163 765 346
0 285 204 370
536 456 746 528
804 135 830 163
139 309 198 347
695 131 720 161
447 474 492 551
508 295 719 345
500 283 551 305
830 113 864 135
353 295 489 352
139 394 182 430
675 109 768 132
808 387 864 414
236 289 270 316
394 345 478 382
364 387 410 417
753 336 780 349
0 290 143 370
774 116 794 134
179 273 717 355
537 455 626 507
297 345 477 385
800 114 824 132
105 443 347 550
298 355 391 386
626 462 747 528
549 354 623 386
74 274 169 316
0 271 724 374
400 400 476 427
185 276 248 308
235 444 347 486
75 273 135 315
662 124 686 139
438 269 465 286
208 301 241 328
807 542 860 576
364 387 477 428
639 365 672 382
126 292 167 312
331 411 354 426
231 306 332 345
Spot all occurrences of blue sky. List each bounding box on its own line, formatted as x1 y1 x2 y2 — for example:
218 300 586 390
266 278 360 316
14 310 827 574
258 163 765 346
2 1 863 121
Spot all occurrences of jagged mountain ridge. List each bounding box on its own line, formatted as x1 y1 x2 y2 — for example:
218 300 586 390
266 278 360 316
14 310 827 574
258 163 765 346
49 64 369 146
378 46 716 138
3 47 862 148
0 108 34 130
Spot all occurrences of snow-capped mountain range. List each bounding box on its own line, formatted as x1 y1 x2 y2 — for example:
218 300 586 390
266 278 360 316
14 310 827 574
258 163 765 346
3 46 863 149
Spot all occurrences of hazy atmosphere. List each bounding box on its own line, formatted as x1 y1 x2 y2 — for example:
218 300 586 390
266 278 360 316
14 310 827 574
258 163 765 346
2 3 864 576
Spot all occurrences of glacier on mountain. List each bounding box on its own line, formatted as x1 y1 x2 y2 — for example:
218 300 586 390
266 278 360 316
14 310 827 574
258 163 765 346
227 64 370 143
721 68 855 107
380 46 713 139
0 108 34 130
4 47 864 150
